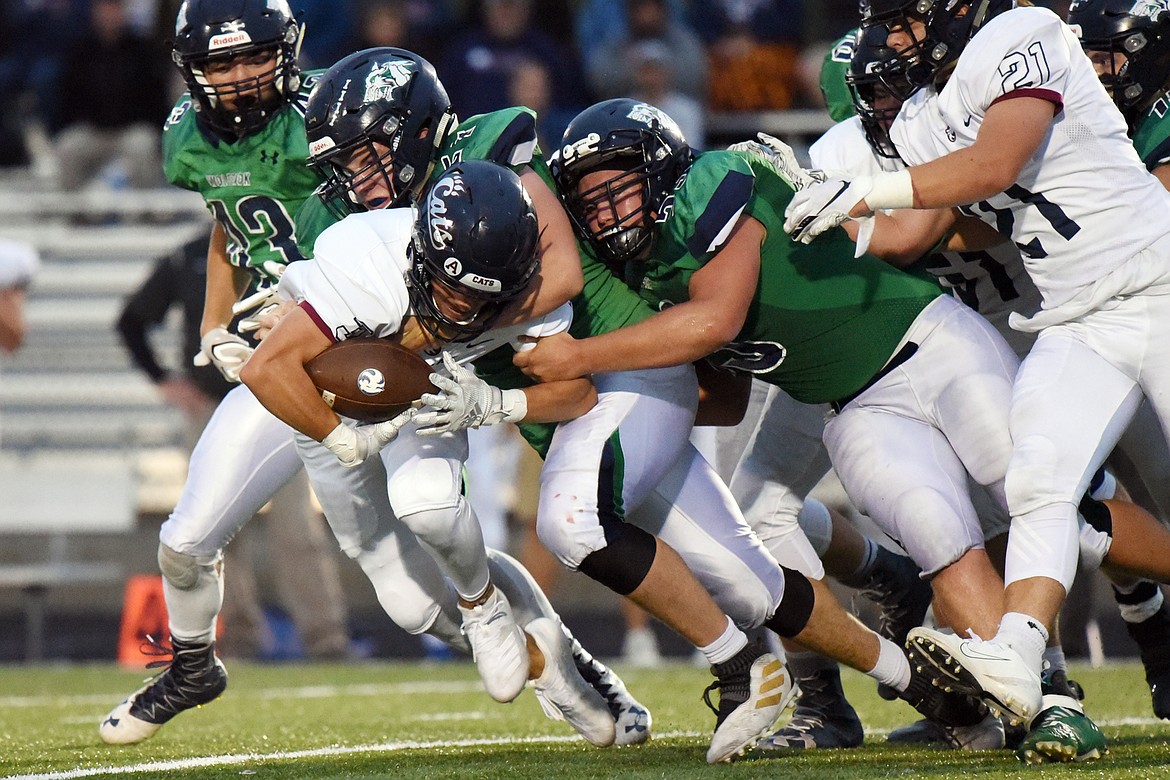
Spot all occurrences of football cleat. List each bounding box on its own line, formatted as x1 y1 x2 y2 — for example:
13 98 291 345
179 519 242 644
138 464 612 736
568 631 652 746
458 585 529 703
703 643 797 763
899 645 989 728
1121 600 1170 719
1016 695 1107 764
851 547 933 700
99 637 228 745
755 665 863 750
527 618 616 747
887 713 1006 750
907 627 1043 725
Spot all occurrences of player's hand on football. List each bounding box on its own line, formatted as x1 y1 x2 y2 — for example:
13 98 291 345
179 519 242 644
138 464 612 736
728 132 825 190
193 326 253 383
512 332 586 383
415 352 527 435
321 406 419 467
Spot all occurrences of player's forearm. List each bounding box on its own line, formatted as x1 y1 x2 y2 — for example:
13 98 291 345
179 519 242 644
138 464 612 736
521 378 596 423
201 225 246 334
577 304 736 375
240 347 340 441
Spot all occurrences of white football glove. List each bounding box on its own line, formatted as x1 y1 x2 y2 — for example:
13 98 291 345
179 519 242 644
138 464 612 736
232 285 285 335
320 406 419 468
414 352 528 436
727 132 825 191
192 326 253 383
783 170 914 245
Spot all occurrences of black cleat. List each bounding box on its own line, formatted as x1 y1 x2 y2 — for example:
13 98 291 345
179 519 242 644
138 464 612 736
848 547 933 700
1118 593 1170 720
99 636 228 744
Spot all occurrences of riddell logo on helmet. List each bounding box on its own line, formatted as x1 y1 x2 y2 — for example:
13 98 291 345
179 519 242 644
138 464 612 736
309 137 336 157
209 31 252 50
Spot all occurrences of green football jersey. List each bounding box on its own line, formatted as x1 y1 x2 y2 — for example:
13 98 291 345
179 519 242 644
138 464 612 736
295 106 654 457
163 71 325 291
1132 95 1170 172
821 30 859 123
633 149 941 405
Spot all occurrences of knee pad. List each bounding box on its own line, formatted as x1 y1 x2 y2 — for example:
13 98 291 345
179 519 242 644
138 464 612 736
398 501 464 543
577 524 657 596
796 498 833 558
889 486 981 578
762 566 815 638
158 543 209 590
352 546 449 637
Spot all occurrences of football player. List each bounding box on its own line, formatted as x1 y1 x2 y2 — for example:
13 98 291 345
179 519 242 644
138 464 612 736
100 2 624 747
517 95 1046 748
100 0 339 744
286 49 989 763
785 0 1170 745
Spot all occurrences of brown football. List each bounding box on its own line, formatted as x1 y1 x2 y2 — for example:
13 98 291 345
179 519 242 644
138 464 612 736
306 337 437 423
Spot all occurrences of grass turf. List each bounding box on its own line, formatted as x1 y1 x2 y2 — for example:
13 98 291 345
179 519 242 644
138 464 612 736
0 660 1168 779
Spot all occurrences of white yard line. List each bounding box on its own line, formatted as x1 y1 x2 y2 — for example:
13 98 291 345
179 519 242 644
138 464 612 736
1 731 704 780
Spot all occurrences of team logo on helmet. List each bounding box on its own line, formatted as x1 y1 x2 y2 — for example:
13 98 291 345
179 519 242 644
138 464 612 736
357 368 385 396
426 172 465 250
1130 0 1170 17
627 102 672 128
363 59 414 105
831 30 859 63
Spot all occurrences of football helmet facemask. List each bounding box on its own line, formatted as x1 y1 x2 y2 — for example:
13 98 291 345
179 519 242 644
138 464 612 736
172 0 301 138
551 98 693 268
304 47 457 218
1069 0 1170 124
862 0 1012 94
408 160 540 343
848 25 911 159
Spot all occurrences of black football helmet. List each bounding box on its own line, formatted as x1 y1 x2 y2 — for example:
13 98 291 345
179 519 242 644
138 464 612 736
304 47 457 218
862 0 1012 94
550 98 693 267
172 0 302 138
408 160 540 342
848 25 910 159
1069 0 1170 124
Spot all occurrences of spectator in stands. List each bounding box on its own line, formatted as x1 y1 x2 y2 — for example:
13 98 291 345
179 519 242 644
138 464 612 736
438 0 587 117
115 231 352 661
0 0 84 168
572 0 689 73
507 57 577 152
584 0 707 102
694 0 805 111
52 0 170 190
627 39 705 149
0 239 39 354
291 0 358 69
355 0 411 51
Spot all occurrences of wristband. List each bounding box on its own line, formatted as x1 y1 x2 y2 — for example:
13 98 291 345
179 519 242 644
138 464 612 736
499 388 528 424
865 170 915 211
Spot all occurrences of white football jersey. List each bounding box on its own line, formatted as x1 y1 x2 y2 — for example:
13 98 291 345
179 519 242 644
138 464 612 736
280 208 571 366
813 117 1040 357
890 6 1170 316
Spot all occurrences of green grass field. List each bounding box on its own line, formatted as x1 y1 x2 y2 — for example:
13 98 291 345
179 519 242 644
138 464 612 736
1 660 1168 779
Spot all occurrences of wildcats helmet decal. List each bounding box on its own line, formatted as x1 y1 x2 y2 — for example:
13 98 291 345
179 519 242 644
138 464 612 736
363 60 415 105
1130 0 1170 16
426 171 466 251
